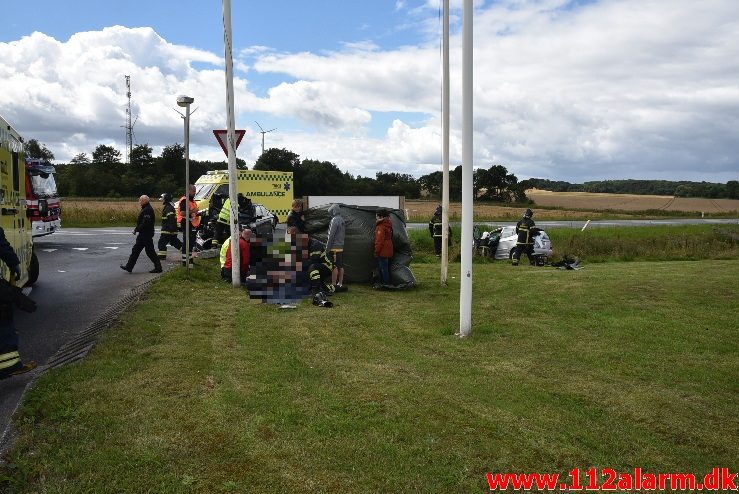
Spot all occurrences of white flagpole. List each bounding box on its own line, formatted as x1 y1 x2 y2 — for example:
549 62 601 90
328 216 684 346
441 0 450 285
459 0 473 337
222 0 240 287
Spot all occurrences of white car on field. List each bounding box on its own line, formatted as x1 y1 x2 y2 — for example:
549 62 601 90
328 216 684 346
474 225 553 261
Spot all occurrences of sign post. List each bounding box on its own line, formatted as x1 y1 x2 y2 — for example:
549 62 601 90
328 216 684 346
222 0 241 288
213 129 246 156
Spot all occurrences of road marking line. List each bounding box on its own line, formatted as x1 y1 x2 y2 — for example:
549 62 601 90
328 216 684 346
41 248 58 252
57 270 66 273
72 248 89 251
104 247 119 250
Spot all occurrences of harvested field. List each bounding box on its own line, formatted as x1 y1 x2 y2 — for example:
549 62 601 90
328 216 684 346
527 189 739 213
63 199 140 227
405 200 630 222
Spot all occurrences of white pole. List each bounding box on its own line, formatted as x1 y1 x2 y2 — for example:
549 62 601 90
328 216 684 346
441 0 450 286
459 0 473 337
184 104 191 275
223 0 240 287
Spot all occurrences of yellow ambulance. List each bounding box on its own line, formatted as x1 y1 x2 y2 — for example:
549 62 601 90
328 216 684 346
0 114 37 286
193 170 294 222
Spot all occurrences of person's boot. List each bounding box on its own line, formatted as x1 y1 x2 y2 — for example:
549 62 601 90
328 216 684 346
1 361 37 380
150 264 163 273
120 264 132 273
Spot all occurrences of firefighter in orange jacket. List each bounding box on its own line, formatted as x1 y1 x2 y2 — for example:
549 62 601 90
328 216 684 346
177 184 201 266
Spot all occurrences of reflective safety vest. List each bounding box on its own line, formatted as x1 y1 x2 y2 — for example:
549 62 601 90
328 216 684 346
218 198 231 224
177 196 201 228
0 349 20 372
220 238 231 268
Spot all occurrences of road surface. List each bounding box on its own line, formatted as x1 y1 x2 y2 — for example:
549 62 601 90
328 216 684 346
0 228 177 451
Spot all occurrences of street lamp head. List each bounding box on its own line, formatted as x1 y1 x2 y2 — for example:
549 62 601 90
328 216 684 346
177 95 195 107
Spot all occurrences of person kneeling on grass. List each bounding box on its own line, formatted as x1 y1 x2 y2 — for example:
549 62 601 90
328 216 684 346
220 228 252 283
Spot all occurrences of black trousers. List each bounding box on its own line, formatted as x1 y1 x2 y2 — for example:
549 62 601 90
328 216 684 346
433 236 442 255
308 263 332 294
512 244 535 264
180 227 197 255
125 235 162 270
157 233 182 256
0 307 22 378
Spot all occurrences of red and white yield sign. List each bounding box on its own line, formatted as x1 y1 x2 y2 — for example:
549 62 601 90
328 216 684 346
213 129 246 156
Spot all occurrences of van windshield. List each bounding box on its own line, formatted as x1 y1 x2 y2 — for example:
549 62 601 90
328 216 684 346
194 183 214 200
30 173 58 198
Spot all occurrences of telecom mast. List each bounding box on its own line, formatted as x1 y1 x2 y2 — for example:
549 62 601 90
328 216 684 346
125 75 134 163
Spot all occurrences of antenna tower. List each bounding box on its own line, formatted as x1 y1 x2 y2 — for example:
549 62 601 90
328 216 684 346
125 75 134 163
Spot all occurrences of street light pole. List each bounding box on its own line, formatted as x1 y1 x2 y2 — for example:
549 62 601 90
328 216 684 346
177 95 195 274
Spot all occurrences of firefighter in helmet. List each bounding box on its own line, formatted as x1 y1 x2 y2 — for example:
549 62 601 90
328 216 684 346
428 205 451 257
157 192 182 259
511 208 536 266
306 238 334 307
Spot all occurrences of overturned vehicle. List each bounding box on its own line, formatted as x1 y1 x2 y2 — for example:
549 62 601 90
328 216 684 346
306 204 416 288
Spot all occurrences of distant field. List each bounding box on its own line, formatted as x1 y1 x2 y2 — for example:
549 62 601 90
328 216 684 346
60 194 738 227
62 199 139 227
527 189 739 213
404 200 622 222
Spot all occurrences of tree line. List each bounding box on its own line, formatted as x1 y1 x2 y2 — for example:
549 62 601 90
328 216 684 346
35 139 731 202
25 141 529 202
522 178 739 199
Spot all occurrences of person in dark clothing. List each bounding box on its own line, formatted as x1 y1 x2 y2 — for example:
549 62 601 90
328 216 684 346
305 237 334 307
0 227 37 379
177 184 200 266
286 199 306 233
428 204 452 256
511 208 536 266
121 195 163 273
156 193 182 259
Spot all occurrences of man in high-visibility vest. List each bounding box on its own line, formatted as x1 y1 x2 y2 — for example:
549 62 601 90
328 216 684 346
177 184 201 266
215 197 232 247
220 228 252 283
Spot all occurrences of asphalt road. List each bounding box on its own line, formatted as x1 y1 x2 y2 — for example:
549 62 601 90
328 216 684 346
0 228 178 450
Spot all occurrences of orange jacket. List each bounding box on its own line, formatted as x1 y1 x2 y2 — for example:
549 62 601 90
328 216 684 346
177 196 201 228
374 217 394 258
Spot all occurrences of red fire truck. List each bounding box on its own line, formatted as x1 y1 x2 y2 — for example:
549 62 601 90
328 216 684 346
25 158 61 237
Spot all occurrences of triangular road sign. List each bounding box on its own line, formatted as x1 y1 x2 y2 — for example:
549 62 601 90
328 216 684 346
213 129 246 156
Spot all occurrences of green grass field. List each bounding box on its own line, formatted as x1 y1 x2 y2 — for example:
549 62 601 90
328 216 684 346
408 225 739 263
2 259 737 493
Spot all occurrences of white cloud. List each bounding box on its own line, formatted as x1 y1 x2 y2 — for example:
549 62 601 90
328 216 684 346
1 1 738 183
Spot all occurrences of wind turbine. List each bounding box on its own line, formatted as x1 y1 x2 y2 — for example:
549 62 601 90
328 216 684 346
255 121 276 155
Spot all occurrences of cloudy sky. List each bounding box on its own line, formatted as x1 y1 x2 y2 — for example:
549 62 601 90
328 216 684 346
1 0 737 183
